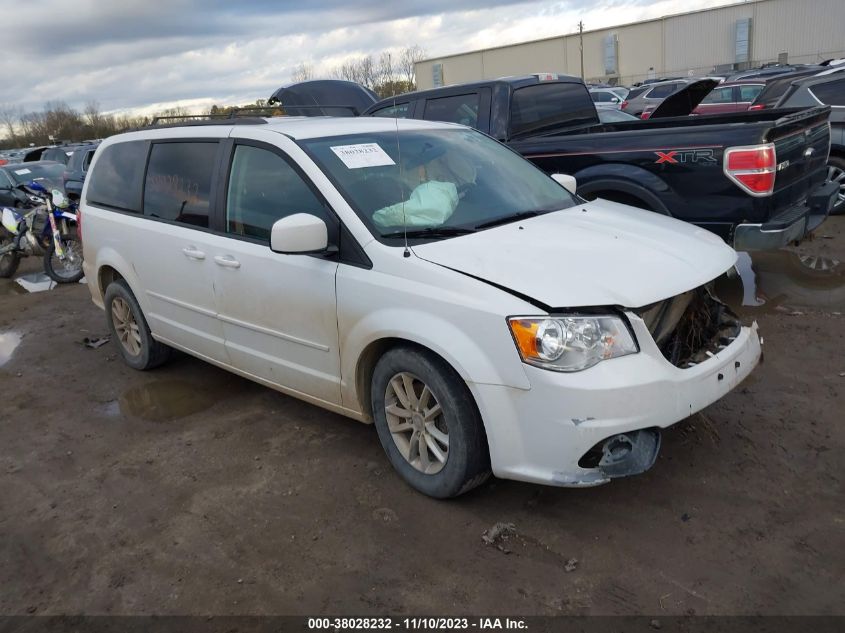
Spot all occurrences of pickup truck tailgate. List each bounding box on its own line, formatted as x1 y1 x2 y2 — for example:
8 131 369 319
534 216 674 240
767 106 831 212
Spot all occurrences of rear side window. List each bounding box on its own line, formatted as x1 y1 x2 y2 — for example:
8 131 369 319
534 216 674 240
86 140 147 212
423 94 480 128
143 142 218 228
809 78 845 106
701 87 734 104
226 144 330 240
511 83 597 136
739 84 764 102
626 86 648 100
646 84 677 99
370 103 411 118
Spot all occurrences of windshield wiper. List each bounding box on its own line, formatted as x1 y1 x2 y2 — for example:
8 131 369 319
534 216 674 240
380 227 475 240
474 210 553 230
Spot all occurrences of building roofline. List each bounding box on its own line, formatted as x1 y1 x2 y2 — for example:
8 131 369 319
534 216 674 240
416 0 765 64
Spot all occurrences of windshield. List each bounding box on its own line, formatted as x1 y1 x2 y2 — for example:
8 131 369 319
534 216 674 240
8 163 64 187
300 128 577 240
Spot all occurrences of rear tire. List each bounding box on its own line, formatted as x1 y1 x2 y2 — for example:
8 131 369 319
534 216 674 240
828 155 845 216
104 279 171 370
371 346 490 498
0 230 21 279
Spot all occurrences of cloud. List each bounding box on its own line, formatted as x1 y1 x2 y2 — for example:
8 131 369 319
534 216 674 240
0 0 737 115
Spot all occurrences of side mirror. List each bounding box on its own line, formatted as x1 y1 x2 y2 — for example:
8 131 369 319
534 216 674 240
270 213 329 254
611 97 619 103
551 173 577 194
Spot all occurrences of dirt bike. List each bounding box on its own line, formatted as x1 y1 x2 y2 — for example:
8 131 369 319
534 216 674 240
0 181 83 283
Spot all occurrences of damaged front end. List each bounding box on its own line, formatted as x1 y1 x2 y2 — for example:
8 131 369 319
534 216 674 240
637 285 742 369
568 284 744 484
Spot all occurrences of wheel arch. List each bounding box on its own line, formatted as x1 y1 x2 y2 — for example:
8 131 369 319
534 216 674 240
93 248 147 311
354 336 491 458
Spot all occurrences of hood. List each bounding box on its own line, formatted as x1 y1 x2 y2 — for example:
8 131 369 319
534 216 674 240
649 79 720 118
412 199 737 309
268 80 378 117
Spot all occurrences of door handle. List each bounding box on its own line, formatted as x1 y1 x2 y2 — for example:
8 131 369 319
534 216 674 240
214 255 241 269
182 246 206 260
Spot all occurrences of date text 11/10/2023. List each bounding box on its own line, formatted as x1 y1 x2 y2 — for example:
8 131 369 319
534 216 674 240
307 617 528 630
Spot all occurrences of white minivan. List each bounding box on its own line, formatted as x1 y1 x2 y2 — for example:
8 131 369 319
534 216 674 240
81 116 761 498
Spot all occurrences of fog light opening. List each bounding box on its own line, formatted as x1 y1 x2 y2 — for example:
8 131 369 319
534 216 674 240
601 435 634 465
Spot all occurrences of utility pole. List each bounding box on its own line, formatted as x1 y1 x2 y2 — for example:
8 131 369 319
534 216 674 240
578 20 585 81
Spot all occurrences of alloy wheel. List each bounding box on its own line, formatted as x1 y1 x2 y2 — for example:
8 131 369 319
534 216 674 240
829 164 845 209
111 297 142 356
384 371 449 475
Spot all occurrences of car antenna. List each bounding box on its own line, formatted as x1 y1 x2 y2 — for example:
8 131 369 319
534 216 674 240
391 92 410 258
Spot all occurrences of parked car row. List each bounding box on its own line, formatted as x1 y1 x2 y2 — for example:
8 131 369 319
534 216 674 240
340 74 836 246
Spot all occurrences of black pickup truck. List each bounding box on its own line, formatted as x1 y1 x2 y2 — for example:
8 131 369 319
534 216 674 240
279 75 837 250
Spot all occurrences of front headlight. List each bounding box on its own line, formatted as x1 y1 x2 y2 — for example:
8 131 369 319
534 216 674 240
508 314 638 372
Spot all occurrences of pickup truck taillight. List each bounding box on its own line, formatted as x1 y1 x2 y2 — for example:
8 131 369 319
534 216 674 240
723 143 776 196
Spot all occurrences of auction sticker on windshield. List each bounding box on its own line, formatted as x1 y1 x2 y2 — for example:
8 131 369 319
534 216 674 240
330 143 395 169
14 168 31 175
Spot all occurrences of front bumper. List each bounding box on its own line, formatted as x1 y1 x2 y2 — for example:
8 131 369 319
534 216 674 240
733 180 838 251
469 316 762 487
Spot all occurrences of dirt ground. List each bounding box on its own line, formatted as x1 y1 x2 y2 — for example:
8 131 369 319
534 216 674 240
1 218 843 617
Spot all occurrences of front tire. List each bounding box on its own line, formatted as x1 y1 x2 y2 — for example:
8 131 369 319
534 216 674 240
44 234 84 283
371 346 490 498
104 279 171 370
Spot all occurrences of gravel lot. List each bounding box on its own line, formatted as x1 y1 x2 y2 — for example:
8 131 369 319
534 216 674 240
1 217 843 616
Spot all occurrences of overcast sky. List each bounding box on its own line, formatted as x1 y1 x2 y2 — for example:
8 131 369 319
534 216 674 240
0 0 737 116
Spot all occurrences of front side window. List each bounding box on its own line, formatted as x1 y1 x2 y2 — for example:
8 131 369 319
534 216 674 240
371 103 411 118
82 149 95 171
226 145 330 240
143 142 218 228
301 128 577 241
86 140 147 212
422 94 480 128
591 92 612 103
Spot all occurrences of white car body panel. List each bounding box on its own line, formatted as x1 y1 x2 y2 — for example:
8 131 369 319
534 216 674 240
413 199 737 308
80 116 762 490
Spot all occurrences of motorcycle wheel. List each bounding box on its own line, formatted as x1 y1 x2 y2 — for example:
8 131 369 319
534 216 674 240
0 230 21 279
44 234 84 283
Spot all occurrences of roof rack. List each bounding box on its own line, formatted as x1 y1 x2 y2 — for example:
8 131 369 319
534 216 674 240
146 114 269 128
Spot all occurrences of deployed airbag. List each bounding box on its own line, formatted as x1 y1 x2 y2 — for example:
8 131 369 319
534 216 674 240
373 181 459 228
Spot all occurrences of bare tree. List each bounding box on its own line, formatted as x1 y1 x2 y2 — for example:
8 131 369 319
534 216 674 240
0 104 21 143
399 45 426 90
83 100 106 138
291 62 313 83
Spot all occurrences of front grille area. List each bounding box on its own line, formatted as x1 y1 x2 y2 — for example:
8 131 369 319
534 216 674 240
636 286 741 369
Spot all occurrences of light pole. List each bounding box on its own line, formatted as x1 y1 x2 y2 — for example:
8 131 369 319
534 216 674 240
578 20 585 81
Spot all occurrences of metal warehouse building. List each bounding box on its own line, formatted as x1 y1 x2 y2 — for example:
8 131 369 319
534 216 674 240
415 0 845 89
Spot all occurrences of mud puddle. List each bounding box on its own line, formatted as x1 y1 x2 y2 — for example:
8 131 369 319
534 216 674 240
715 251 845 314
0 331 22 367
0 279 28 296
118 379 226 422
